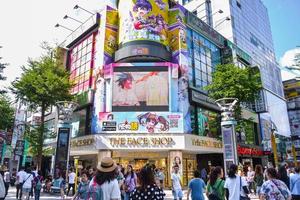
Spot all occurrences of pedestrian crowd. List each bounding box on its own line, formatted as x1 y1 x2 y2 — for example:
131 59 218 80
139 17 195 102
0 160 299 200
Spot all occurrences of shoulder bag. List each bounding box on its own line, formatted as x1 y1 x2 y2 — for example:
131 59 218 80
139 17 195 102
208 180 222 200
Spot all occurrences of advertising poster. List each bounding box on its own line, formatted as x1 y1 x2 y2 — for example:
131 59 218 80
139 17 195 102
104 8 118 56
94 112 184 134
15 140 25 156
112 68 169 111
12 110 26 148
55 127 70 171
119 0 169 47
169 151 183 182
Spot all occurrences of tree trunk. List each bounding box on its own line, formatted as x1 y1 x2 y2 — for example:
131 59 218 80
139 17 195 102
37 103 45 170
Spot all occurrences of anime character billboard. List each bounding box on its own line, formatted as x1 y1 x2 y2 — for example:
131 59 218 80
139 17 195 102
118 0 169 47
93 112 184 134
112 68 169 111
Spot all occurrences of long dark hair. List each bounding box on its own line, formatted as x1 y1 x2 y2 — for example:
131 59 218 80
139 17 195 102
209 166 222 185
138 164 155 189
228 164 238 178
125 165 135 179
278 166 288 181
95 169 117 185
266 168 278 179
254 165 263 176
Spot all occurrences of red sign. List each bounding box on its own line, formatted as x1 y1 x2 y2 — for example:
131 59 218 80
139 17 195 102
237 145 263 156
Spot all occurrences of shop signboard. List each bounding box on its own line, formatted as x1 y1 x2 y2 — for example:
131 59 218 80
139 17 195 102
12 109 26 148
55 127 71 171
15 140 25 156
94 112 184 134
118 0 169 47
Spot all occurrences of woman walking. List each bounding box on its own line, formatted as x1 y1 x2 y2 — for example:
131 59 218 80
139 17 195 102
206 166 225 200
254 165 264 195
224 164 249 200
33 171 43 200
259 168 291 200
124 165 137 200
73 171 89 200
129 164 165 200
88 157 121 200
22 168 34 200
278 166 290 189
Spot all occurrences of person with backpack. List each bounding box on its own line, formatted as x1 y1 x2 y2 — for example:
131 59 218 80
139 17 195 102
33 170 43 200
88 157 121 200
259 167 291 200
206 166 225 200
224 164 250 200
290 166 300 200
22 168 34 200
187 169 206 200
73 171 89 200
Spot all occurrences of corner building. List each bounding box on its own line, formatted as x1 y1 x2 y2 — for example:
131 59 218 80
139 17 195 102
63 1 251 186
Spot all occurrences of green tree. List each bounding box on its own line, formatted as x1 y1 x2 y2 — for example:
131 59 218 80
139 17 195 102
11 45 73 169
205 63 262 120
0 94 15 130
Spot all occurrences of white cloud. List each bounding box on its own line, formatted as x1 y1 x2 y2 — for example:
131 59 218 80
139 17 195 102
279 48 300 81
0 0 116 95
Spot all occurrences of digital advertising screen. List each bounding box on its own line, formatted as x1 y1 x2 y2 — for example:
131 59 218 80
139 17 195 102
112 66 169 111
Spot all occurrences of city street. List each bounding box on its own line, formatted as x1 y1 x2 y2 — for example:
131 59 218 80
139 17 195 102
4 186 260 200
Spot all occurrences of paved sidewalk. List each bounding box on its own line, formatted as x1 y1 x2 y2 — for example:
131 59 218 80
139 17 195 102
5 186 259 200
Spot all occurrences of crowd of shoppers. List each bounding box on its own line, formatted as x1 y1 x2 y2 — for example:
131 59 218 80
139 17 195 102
0 161 299 200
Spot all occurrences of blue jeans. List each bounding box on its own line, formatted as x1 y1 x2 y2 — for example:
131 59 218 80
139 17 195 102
124 192 130 200
34 189 41 200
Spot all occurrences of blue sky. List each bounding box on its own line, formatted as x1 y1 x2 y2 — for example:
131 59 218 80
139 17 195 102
262 0 300 60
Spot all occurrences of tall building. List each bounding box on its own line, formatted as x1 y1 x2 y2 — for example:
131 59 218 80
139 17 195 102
182 0 291 146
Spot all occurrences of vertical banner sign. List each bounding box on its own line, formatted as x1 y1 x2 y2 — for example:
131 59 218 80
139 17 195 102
22 140 29 166
15 140 25 156
0 141 4 164
54 127 71 172
222 126 238 173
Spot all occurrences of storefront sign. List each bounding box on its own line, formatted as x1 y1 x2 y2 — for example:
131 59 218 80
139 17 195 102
191 138 222 148
190 89 220 111
109 137 174 146
186 12 225 48
71 138 95 147
237 145 263 156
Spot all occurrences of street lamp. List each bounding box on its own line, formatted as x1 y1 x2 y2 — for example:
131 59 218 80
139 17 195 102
54 23 74 32
201 9 223 20
54 101 78 178
63 15 83 24
214 16 231 29
215 98 238 175
73 4 94 15
191 0 211 12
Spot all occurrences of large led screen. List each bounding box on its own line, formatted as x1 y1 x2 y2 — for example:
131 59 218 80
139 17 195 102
112 66 169 111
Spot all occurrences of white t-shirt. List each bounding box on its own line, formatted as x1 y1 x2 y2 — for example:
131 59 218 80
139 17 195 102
22 173 34 189
17 170 27 183
4 172 10 183
101 179 121 200
171 173 182 190
224 175 248 200
68 172 76 184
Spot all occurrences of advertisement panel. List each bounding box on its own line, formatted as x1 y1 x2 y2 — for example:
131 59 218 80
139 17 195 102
112 67 169 111
94 112 183 134
118 0 169 47
12 109 26 148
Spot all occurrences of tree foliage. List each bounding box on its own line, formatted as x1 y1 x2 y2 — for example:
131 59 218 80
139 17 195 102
0 94 15 130
10 44 73 169
206 63 262 119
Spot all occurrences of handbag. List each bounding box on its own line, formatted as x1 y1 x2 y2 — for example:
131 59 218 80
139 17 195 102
240 177 250 200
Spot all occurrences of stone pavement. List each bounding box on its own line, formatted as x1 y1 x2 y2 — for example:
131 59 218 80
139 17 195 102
5 186 259 200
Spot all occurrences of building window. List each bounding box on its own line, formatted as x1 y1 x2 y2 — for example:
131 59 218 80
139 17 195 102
69 34 95 94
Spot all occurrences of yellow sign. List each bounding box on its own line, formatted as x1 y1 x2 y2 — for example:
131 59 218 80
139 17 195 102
109 137 174 146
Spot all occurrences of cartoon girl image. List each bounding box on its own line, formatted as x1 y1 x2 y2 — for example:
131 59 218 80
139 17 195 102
155 14 168 40
154 0 166 10
178 75 192 133
113 72 140 106
137 112 169 133
132 0 152 30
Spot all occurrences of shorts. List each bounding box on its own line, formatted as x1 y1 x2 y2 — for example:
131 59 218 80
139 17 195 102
173 189 183 199
23 188 31 193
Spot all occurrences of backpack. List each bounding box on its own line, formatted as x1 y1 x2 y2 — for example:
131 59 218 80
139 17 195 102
35 176 42 191
208 180 222 200
88 179 103 200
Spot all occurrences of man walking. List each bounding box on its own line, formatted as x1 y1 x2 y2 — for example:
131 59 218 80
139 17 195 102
3 168 10 198
172 165 183 200
67 168 76 196
16 167 26 200
290 166 300 200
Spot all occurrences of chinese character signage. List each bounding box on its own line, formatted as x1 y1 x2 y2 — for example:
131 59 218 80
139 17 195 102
93 112 184 134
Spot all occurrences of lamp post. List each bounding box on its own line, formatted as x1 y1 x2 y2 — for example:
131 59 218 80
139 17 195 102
63 15 83 24
54 101 78 178
215 98 239 174
73 5 94 15
55 23 74 32
214 17 231 29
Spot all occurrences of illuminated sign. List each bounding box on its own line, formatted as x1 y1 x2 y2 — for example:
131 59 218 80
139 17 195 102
237 145 263 156
109 137 174 146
